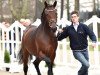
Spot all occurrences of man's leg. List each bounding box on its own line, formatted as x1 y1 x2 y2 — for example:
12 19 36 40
73 51 90 75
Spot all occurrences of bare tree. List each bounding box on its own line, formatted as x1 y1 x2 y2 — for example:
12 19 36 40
34 0 44 20
74 0 79 11
67 0 70 20
60 0 64 19
93 0 96 15
8 0 29 20
0 0 3 21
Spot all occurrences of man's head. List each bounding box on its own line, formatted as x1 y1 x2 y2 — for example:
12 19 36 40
71 11 79 24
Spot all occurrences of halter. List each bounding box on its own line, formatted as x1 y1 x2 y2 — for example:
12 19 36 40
45 8 56 12
44 8 57 28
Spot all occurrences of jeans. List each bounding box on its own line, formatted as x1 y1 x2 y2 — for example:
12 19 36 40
72 50 90 75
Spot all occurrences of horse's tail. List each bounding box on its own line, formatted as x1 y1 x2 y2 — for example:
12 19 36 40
17 48 23 64
17 48 33 64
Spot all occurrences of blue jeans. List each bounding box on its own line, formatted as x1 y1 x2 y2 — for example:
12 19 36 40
72 50 90 75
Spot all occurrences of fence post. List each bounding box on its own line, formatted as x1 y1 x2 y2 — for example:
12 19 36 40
92 15 99 66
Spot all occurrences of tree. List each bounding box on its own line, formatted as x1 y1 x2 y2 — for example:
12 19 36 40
67 0 70 20
60 0 64 19
0 0 3 21
74 0 79 11
93 0 96 15
8 0 29 21
34 0 44 20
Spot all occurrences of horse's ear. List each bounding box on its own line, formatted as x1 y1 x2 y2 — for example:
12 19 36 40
44 1 48 7
53 1 57 7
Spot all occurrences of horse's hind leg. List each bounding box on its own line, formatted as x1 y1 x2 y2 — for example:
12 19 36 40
23 49 29 75
23 63 28 75
33 58 41 75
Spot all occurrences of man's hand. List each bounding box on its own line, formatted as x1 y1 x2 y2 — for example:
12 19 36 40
92 42 96 48
57 29 63 33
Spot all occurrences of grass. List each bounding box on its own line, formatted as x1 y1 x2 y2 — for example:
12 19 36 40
98 38 100 41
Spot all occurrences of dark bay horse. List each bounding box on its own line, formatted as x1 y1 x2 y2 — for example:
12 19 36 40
18 1 58 75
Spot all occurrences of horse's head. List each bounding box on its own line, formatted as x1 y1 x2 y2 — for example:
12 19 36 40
42 1 57 32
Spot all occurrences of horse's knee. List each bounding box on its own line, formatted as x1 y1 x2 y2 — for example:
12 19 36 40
44 56 51 63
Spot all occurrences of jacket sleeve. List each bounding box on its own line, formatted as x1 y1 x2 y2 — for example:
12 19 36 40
83 25 97 42
57 27 68 41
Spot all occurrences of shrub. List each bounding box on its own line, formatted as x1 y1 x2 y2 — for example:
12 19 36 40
4 50 11 63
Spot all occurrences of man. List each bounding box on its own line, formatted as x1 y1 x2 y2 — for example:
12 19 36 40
57 11 97 75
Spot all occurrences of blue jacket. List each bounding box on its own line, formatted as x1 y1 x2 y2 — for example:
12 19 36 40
57 23 97 50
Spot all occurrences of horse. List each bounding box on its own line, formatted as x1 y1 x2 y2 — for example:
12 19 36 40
18 1 58 75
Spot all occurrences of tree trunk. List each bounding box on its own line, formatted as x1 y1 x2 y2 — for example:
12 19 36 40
0 0 3 21
67 0 70 20
60 0 64 19
93 0 96 15
74 0 79 11
34 0 44 19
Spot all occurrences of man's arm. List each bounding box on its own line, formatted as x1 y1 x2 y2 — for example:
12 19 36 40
83 25 97 48
57 27 68 41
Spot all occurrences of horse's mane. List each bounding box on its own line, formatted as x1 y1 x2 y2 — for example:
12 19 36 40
41 8 45 23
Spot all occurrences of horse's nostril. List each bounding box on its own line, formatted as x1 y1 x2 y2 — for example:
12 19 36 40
51 27 57 32
55 27 57 30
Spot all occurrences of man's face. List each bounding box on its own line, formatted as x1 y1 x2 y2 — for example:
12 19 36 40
71 14 79 24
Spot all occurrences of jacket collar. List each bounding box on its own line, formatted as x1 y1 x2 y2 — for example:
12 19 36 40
70 22 81 27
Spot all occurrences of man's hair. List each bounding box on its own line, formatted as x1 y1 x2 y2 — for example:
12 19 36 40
71 11 79 16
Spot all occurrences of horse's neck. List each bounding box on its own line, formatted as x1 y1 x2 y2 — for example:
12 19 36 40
40 23 50 33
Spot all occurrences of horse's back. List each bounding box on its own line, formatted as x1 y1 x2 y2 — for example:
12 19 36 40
24 25 37 33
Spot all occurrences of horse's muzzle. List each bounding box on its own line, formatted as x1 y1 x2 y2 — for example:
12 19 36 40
51 26 57 32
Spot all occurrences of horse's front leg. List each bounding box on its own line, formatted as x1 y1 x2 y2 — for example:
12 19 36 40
39 51 54 75
43 55 54 75
33 58 41 75
46 59 53 75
